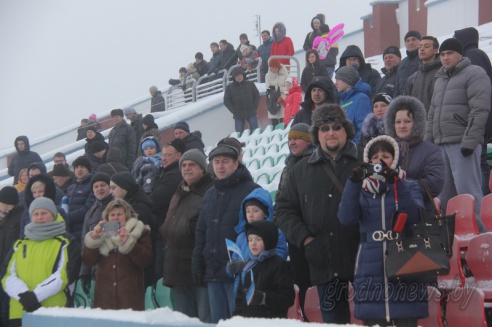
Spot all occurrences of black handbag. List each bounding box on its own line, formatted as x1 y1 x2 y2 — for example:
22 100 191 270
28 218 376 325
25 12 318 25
385 207 450 282
413 179 456 257
266 87 281 115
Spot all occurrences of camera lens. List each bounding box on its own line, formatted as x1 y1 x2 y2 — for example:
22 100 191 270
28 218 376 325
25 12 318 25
373 163 383 173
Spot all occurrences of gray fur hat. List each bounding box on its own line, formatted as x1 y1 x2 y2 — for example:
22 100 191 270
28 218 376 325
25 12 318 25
180 149 207 172
310 104 356 145
384 95 426 139
29 197 57 219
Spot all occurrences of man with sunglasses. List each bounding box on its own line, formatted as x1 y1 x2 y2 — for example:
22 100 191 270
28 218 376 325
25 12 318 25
277 104 361 324
192 144 259 323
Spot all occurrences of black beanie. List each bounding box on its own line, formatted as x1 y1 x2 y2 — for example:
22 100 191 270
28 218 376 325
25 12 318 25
0 186 19 205
383 45 402 59
439 38 463 55
195 52 204 60
111 172 138 192
86 125 98 133
142 114 155 127
51 164 71 177
91 172 111 190
72 156 92 172
244 199 269 217
372 93 393 106
90 141 108 154
404 30 422 41
246 220 278 251
168 138 186 154
174 121 190 133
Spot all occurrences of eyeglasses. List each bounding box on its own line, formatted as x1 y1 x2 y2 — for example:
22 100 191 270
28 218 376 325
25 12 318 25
162 152 177 158
319 124 343 132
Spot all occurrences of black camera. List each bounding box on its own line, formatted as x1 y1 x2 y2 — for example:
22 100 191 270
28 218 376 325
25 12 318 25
363 162 384 176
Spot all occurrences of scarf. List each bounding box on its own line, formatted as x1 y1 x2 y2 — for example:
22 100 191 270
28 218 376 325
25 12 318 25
143 153 162 168
25 221 66 241
362 168 407 195
393 136 422 170
242 249 277 273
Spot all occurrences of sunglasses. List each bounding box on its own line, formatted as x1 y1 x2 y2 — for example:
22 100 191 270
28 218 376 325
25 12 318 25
319 124 343 132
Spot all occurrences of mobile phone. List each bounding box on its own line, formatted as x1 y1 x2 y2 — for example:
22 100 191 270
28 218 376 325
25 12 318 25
102 221 120 237
392 212 408 233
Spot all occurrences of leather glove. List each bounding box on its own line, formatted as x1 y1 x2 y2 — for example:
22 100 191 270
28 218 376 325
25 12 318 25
350 167 366 182
18 291 41 312
226 259 246 275
193 273 204 287
461 148 473 157
79 275 91 295
250 290 265 305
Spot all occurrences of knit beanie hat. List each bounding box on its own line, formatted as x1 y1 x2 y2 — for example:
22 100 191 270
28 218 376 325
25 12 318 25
195 52 204 60
439 38 463 55
123 107 137 115
244 198 269 217
404 30 422 41
310 104 356 145
0 186 19 205
142 114 155 127
86 125 98 133
218 137 245 155
174 121 190 133
168 138 186 154
141 139 157 151
111 172 138 192
90 172 111 190
89 141 108 154
72 156 92 172
110 109 124 117
29 197 57 219
149 85 158 93
383 45 402 58
246 220 278 251
51 164 71 177
288 123 311 142
179 149 207 172
335 66 359 87
372 93 393 106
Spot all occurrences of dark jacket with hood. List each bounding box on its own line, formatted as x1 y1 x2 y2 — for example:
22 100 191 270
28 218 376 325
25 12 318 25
394 49 420 97
454 27 492 140
374 64 399 98
151 92 165 113
66 172 96 240
224 67 260 120
19 173 69 238
108 119 137 169
276 142 361 285
216 43 238 73
8 136 42 185
385 96 444 216
303 14 325 51
292 76 335 126
97 147 129 177
405 56 442 111
338 45 381 98
207 49 223 75
300 50 329 93
160 173 213 286
183 131 205 153
0 204 23 264
129 113 145 146
192 164 259 282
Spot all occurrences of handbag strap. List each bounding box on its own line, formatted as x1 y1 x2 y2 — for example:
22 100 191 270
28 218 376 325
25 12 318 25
321 165 344 194
419 179 442 219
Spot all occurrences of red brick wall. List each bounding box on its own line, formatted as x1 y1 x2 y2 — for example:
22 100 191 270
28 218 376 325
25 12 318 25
408 0 428 36
479 0 492 25
364 3 400 57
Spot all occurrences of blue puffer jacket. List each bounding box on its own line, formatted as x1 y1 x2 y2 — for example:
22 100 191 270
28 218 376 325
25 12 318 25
66 173 96 240
234 188 288 261
338 178 428 320
192 164 259 282
338 79 373 144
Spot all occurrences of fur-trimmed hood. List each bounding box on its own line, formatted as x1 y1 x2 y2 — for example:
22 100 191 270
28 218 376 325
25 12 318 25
384 95 426 139
272 22 287 43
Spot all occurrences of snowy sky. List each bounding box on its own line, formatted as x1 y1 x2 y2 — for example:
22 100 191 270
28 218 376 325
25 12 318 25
0 0 372 151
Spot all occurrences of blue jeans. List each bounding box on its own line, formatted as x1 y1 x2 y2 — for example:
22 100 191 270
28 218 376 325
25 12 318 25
439 143 487 232
207 281 235 323
317 279 350 324
327 66 335 79
173 285 211 323
234 115 258 134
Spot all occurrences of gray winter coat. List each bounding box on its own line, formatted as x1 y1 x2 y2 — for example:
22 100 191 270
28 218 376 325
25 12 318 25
405 56 442 111
108 120 137 169
425 57 491 150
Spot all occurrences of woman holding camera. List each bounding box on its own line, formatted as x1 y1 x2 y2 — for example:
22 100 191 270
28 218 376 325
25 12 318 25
338 135 427 327
82 198 152 310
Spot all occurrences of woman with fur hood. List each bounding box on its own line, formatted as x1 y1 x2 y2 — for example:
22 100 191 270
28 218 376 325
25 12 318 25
358 93 392 148
82 198 152 310
270 22 294 66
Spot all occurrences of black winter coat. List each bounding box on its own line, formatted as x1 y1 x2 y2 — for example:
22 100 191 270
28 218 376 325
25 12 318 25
84 132 106 153
130 114 145 146
183 131 205 153
160 174 213 286
394 49 420 97
192 164 259 282
276 144 361 285
216 43 238 73
150 93 165 113
194 60 209 77
96 147 129 177
108 120 137 169
300 63 329 93
0 205 23 263
374 65 399 98
66 173 96 240
293 76 335 126
233 256 294 319
8 136 42 185
224 68 260 120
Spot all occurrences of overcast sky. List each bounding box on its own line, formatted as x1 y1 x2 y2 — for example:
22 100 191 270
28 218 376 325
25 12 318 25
0 0 372 151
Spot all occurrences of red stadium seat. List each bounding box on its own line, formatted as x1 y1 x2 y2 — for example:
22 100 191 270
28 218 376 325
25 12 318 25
465 233 492 299
287 284 304 321
446 287 487 327
446 194 478 249
303 286 322 323
438 236 465 292
481 194 492 232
